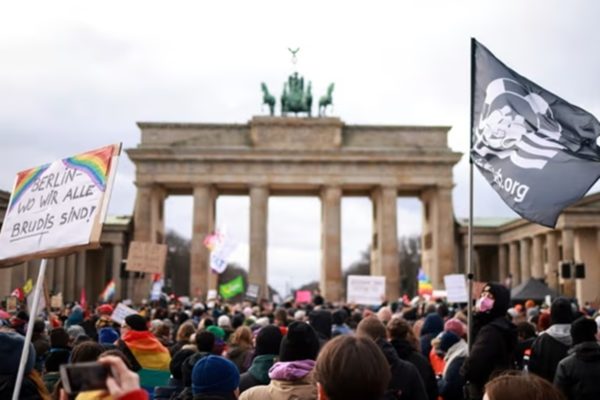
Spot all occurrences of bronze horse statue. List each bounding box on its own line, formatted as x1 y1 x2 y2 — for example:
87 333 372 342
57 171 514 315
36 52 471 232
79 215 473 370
319 83 335 117
261 82 276 116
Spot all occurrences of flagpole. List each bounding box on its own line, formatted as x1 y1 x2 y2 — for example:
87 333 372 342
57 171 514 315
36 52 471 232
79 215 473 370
467 38 476 352
12 258 47 400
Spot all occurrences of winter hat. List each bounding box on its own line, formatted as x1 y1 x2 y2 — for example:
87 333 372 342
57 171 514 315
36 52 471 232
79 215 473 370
97 304 114 315
192 355 240 395
218 315 231 328
67 325 85 341
279 321 320 362
439 331 460 353
377 307 392 324
98 327 119 344
243 307 253 318
125 314 148 331
294 310 306 321
255 325 284 356
570 317 597 345
0 331 35 375
170 349 196 381
444 318 466 338
206 325 225 340
550 297 573 325
421 313 444 337
50 327 70 348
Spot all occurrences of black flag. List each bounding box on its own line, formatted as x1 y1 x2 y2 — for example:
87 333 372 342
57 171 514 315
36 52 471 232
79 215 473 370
471 39 600 227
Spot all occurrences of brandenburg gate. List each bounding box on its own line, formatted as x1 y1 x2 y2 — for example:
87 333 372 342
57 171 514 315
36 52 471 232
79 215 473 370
127 116 461 301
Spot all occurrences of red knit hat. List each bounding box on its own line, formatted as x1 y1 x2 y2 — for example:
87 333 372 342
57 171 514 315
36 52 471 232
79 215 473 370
444 318 466 338
97 304 114 315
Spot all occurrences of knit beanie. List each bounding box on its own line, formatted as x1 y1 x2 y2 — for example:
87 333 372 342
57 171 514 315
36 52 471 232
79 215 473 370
439 331 460 353
67 325 85 341
206 325 225 340
444 318 466 338
170 349 196 381
218 315 231 328
0 331 35 375
125 314 148 331
279 321 320 362
550 297 573 325
255 325 284 356
192 355 240 395
98 327 119 344
571 317 597 345
308 310 332 340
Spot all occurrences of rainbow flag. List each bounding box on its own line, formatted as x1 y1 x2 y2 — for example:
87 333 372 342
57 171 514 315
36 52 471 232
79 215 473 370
122 330 171 371
100 280 116 302
418 269 433 296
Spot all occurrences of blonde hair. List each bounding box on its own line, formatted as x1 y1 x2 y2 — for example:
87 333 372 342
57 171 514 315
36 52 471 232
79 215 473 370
229 325 253 350
176 321 196 342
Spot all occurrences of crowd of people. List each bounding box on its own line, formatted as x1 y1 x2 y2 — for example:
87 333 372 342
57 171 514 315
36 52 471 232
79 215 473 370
0 282 599 400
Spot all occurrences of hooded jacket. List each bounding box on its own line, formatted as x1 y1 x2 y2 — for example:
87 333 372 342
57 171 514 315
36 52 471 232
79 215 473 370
529 323 572 382
239 354 278 393
554 341 600 400
239 360 316 400
461 283 517 397
376 338 428 400
390 338 438 400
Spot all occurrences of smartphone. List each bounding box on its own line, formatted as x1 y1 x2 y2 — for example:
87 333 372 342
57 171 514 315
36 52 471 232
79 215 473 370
60 361 111 394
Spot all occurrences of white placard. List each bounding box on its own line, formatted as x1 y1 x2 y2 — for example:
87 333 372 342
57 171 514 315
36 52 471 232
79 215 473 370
207 289 218 300
246 284 260 301
209 235 238 274
346 275 386 306
110 302 138 325
0 144 121 267
444 274 469 303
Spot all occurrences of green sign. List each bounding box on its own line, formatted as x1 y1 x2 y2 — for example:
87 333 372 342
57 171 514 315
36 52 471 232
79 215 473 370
219 276 244 299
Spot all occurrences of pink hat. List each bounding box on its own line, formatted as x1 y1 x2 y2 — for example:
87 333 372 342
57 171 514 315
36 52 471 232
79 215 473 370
444 318 466 337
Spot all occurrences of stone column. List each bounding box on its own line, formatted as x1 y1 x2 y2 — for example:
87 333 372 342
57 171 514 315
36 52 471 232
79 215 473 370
545 232 559 291
65 254 76 302
190 185 216 300
132 184 166 301
76 251 87 301
561 229 575 297
320 186 342 302
112 244 123 300
520 238 531 282
0 268 12 298
509 241 520 287
531 235 544 279
249 185 269 300
498 244 508 283
371 186 399 300
55 257 66 295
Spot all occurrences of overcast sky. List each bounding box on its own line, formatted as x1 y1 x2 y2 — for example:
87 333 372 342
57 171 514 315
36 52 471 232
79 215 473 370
2 1 600 295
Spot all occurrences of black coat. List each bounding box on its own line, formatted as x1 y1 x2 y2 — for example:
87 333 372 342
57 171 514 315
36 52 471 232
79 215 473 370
460 317 517 394
438 356 466 400
528 330 570 382
376 338 428 400
390 338 438 400
554 342 600 400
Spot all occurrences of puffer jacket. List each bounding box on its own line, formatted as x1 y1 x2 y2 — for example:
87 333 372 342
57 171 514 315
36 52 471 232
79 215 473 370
239 360 317 400
554 341 600 400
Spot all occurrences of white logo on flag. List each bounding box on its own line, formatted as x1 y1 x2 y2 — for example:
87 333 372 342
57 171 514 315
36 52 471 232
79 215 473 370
473 78 565 169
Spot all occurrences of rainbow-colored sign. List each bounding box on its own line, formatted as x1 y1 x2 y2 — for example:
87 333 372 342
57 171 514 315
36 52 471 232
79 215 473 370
418 269 433 296
62 145 114 191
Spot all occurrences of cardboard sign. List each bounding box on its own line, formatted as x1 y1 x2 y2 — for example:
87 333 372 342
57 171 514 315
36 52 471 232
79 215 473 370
126 241 167 274
346 275 386 305
444 274 468 303
245 284 260 301
110 302 137 325
0 144 121 267
6 296 18 313
295 290 312 304
50 293 63 309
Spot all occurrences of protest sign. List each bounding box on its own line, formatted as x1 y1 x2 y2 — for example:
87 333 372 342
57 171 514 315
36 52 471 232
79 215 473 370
150 279 164 301
126 241 167 274
110 303 137 325
50 293 63 309
0 144 121 267
295 290 312 304
245 284 260 301
6 296 18 313
207 289 218 301
346 275 386 305
219 276 244 299
444 274 469 303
